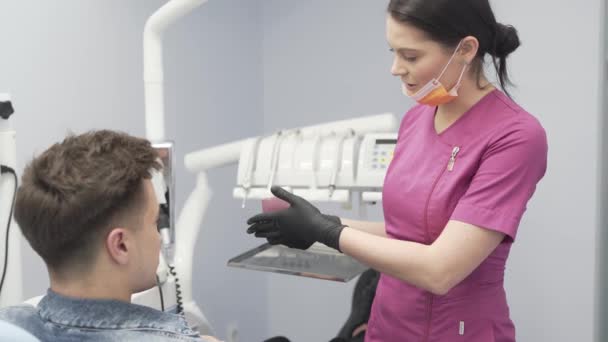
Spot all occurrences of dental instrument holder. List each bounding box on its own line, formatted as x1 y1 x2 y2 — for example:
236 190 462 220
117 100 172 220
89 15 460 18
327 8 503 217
152 142 176 263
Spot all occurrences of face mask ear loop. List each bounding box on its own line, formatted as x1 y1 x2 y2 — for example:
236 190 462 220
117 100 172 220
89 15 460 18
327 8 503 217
436 40 464 82
451 63 469 92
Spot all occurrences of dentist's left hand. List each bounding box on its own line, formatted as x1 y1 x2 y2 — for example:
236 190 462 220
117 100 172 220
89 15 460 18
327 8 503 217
246 186 345 251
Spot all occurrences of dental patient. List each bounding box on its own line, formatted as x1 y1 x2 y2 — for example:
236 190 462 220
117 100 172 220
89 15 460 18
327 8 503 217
0 130 219 342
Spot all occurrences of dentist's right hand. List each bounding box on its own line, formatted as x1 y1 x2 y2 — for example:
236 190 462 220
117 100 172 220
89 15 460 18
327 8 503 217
246 186 345 251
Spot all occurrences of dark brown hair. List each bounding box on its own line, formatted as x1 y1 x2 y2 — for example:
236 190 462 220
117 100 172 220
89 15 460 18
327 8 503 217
388 0 520 96
14 130 161 271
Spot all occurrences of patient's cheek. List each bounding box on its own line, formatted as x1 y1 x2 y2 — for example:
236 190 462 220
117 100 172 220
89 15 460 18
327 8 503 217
261 197 290 213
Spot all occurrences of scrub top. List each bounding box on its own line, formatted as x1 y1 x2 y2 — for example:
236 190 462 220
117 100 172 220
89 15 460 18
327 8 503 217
365 90 548 342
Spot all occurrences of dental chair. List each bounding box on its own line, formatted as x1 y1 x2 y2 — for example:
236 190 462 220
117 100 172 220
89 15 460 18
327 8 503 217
0 320 39 341
265 269 380 342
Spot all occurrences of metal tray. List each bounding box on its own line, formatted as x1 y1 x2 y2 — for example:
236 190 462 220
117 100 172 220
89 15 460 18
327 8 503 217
228 243 368 282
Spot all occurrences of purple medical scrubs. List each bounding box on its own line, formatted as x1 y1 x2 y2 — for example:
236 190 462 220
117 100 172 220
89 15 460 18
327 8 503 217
365 90 548 342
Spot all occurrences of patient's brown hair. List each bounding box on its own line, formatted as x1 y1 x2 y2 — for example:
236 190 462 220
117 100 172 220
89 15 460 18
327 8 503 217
14 130 161 272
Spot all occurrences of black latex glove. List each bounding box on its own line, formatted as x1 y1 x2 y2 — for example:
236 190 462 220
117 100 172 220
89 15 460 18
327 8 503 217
246 186 346 251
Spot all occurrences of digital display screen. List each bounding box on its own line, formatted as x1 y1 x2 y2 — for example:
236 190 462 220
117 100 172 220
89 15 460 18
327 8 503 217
375 139 397 145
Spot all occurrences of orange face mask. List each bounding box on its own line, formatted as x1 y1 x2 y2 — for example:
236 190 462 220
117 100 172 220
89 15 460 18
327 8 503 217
408 41 468 106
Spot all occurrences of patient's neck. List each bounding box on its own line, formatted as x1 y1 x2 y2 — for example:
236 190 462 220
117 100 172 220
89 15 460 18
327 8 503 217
48 262 131 303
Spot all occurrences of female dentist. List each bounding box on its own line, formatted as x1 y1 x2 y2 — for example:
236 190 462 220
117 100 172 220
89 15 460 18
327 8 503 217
247 0 548 341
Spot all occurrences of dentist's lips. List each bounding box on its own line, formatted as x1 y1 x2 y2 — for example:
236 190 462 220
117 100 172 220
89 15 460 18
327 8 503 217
401 82 418 95
404 83 417 91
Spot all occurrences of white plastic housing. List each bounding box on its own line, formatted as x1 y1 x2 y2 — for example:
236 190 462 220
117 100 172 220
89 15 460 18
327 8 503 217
0 93 23 307
234 131 398 202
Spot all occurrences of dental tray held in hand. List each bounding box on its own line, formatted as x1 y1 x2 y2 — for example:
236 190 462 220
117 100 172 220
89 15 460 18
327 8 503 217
227 242 369 282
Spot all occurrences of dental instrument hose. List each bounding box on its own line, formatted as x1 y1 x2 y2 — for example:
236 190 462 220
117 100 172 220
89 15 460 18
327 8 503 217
0 165 17 296
158 202 184 315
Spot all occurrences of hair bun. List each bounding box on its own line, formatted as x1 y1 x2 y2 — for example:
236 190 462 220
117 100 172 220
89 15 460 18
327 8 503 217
494 23 520 58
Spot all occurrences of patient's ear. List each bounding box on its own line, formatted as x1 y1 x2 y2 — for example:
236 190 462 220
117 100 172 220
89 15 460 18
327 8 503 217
106 228 130 265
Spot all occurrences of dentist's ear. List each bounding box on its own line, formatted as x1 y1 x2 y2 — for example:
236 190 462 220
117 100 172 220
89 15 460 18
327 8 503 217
459 36 480 64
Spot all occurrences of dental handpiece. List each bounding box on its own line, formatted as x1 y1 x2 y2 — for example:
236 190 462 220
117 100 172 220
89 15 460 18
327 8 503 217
158 203 174 264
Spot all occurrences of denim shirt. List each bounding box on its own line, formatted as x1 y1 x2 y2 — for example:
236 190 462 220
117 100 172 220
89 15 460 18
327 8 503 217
0 289 209 342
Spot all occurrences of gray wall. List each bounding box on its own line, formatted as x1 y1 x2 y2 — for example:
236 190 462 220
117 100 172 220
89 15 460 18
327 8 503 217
0 1 268 341
262 1 604 341
491 1 602 341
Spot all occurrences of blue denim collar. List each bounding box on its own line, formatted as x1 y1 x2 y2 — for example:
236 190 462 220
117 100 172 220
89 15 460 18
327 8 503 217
38 289 197 335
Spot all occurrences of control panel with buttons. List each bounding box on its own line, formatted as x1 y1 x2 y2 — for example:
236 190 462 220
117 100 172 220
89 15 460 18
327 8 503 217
357 134 397 187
